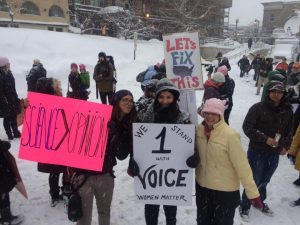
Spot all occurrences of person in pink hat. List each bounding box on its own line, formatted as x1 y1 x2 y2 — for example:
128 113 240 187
217 65 235 125
195 98 263 225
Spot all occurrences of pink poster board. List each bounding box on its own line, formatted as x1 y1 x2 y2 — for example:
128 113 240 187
19 92 112 172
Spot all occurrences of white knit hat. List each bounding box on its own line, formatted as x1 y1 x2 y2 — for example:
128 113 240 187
212 72 225 83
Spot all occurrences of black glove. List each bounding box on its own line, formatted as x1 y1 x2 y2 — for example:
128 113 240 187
287 153 296 164
186 154 199 168
0 140 11 151
127 157 140 177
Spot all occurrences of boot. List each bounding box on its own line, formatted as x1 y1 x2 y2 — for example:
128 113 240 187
0 207 23 225
6 132 13 140
13 130 21 138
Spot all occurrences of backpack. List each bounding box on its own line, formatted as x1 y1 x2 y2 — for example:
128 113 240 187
106 55 116 71
80 72 90 89
136 70 148 82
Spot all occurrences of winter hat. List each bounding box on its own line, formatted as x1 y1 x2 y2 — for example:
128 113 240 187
71 63 78 69
0 57 9 67
33 59 40 65
98 52 106 58
201 98 226 118
79 64 86 71
155 78 180 100
211 72 225 83
142 79 159 92
271 74 286 83
268 81 285 93
217 65 228 76
0 140 11 151
111 89 133 106
36 77 55 95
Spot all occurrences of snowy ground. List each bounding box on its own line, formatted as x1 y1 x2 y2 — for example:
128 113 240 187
0 28 299 225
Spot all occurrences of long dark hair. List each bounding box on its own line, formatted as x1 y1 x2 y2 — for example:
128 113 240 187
111 101 137 130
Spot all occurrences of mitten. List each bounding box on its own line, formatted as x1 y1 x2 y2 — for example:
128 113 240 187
127 157 140 177
186 153 199 168
0 140 11 151
250 196 264 209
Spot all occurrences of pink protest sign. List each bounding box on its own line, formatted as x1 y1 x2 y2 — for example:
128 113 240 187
19 92 112 172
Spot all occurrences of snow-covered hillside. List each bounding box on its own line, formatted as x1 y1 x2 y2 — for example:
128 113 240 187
0 28 299 225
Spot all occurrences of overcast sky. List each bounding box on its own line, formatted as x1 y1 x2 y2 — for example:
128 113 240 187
229 0 288 25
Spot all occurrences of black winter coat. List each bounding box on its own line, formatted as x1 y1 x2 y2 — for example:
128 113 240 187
26 63 47 92
0 140 17 193
243 98 293 154
238 58 250 70
2 69 19 116
0 70 9 118
218 61 231 71
68 72 88 100
220 76 235 105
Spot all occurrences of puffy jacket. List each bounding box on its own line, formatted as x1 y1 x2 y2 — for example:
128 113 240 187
287 71 300 86
3 70 19 116
202 80 222 103
243 98 293 154
288 125 300 171
195 120 259 199
0 70 8 117
93 61 114 92
26 63 47 92
68 72 88 100
238 58 250 69
219 76 235 105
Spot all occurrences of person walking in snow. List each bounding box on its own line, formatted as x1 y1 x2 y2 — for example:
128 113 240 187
35 77 66 207
195 98 263 225
68 63 89 100
76 90 137 225
256 57 273 95
240 81 293 219
26 59 46 92
133 78 193 225
0 139 24 225
218 57 231 71
0 57 21 140
238 55 250 78
248 38 253 50
93 52 114 104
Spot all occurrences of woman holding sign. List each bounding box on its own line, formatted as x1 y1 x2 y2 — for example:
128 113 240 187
195 98 263 225
76 89 136 225
136 78 190 225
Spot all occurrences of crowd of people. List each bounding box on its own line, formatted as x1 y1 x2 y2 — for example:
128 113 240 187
0 50 300 225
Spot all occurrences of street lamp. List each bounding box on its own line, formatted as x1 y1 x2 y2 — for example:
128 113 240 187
235 18 239 40
254 19 260 42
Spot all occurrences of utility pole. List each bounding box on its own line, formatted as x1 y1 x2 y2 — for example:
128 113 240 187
235 18 239 41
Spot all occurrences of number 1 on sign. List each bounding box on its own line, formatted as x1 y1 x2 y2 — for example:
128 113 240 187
152 127 171 154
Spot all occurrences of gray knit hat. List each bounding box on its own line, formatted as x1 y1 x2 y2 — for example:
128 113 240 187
268 81 285 92
155 78 180 99
212 72 225 83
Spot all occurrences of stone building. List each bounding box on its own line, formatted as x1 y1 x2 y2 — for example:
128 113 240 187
0 0 69 32
262 0 300 35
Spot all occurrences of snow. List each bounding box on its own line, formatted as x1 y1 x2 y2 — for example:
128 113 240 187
0 27 299 225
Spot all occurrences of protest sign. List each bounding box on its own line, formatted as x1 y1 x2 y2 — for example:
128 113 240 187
133 123 194 206
19 92 112 172
163 32 203 90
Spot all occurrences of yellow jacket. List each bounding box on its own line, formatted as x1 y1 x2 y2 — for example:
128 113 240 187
288 125 300 171
195 120 259 199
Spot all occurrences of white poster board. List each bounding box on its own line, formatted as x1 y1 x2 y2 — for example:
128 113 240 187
163 32 203 90
133 123 195 206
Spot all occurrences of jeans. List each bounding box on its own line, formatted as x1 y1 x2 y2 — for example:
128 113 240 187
145 204 177 225
240 149 279 210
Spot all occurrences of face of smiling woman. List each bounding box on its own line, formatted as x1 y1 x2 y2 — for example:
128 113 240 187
119 95 134 115
203 112 221 128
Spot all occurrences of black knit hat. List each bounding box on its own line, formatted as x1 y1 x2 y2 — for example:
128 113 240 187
98 52 106 58
155 78 180 100
268 81 285 92
36 77 55 95
111 89 133 106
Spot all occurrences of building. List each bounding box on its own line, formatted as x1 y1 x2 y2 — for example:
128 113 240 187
261 0 300 35
0 0 69 32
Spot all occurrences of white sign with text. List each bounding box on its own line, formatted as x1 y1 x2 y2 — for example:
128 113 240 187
133 123 195 206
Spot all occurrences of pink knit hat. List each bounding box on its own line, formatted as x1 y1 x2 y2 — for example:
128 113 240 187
201 98 226 117
0 57 9 67
217 65 228 76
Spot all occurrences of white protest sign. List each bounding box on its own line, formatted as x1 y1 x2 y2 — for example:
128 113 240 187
133 123 195 206
163 32 203 90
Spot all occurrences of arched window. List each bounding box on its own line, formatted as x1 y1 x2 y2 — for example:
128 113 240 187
21 1 40 15
49 5 65 18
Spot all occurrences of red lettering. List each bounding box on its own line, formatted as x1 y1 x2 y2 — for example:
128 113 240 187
191 76 200 88
175 38 183 50
166 40 175 52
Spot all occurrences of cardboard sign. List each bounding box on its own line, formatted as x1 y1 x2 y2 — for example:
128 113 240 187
133 123 195 206
163 32 203 90
19 92 112 172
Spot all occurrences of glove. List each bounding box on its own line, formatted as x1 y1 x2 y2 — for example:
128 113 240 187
287 153 296 165
250 196 264 209
127 157 140 177
186 154 199 168
0 140 11 151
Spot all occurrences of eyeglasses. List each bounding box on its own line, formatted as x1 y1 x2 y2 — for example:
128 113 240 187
121 98 134 105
